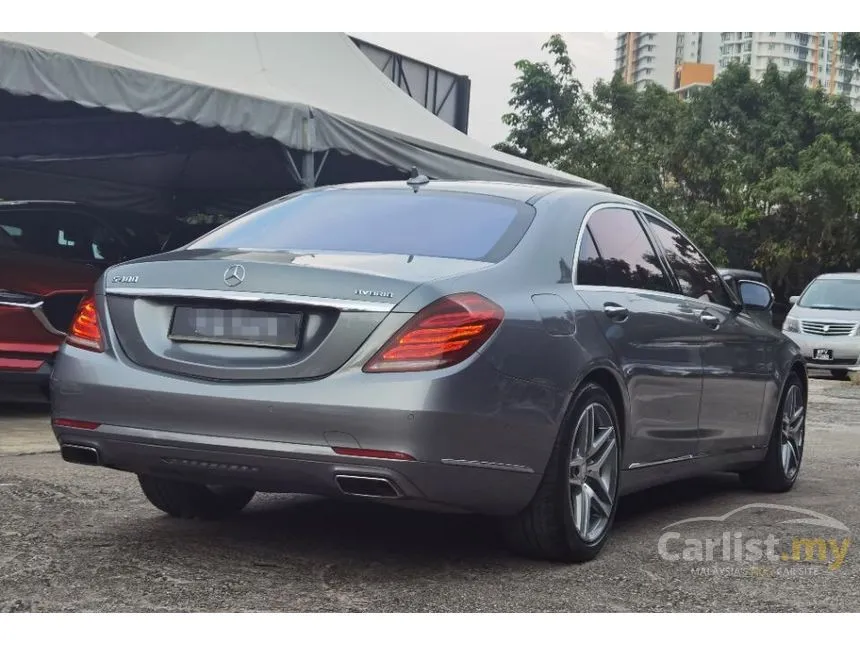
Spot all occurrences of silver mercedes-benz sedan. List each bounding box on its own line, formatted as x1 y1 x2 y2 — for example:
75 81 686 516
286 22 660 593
50 179 807 563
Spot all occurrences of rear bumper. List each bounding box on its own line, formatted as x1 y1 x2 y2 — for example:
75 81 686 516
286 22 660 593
53 423 542 515
50 343 563 516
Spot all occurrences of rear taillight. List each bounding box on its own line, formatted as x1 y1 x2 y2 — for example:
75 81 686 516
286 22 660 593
363 292 504 373
66 294 104 353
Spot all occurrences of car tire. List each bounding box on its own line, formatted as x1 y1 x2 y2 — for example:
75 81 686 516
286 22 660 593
503 382 622 563
831 369 849 380
740 373 806 493
138 474 255 520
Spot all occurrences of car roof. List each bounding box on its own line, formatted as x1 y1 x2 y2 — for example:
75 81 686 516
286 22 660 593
311 179 611 204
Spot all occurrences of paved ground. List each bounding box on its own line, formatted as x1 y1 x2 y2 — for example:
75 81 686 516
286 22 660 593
1 374 859 612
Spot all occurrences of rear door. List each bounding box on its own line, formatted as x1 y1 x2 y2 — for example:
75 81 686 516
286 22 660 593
573 206 704 467
642 213 775 454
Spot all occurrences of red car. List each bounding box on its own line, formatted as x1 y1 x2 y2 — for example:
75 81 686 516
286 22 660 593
0 226 100 398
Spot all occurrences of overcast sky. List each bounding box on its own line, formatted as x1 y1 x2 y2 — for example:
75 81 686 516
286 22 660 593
351 32 616 145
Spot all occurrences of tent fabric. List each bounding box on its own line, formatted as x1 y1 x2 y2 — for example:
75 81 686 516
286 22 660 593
0 32 606 190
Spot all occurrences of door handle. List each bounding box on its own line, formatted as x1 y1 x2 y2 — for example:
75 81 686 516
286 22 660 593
603 303 629 321
700 311 720 329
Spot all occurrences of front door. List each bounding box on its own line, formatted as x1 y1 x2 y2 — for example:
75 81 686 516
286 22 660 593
573 207 703 468
642 214 771 454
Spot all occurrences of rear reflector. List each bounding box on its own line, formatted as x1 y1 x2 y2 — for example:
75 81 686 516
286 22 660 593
363 292 504 373
332 447 416 461
52 418 101 430
66 294 104 353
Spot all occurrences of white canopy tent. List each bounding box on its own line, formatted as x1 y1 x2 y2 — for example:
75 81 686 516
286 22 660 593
0 32 604 187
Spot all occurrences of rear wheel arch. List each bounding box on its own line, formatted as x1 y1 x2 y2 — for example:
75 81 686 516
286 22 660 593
505 368 624 561
790 360 808 404
568 366 628 453
765 359 807 441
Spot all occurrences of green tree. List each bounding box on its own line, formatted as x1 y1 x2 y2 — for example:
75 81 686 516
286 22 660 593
498 34 860 298
842 32 860 65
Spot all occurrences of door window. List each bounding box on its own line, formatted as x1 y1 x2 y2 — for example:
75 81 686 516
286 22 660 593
576 208 673 293
644 215 734 308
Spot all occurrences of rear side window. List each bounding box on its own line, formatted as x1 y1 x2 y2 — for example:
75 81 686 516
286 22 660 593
190 190 535 262
577 208 672 293
575 227 606 286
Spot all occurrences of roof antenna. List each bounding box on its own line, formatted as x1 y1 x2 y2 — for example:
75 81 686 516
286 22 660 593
407 166 430 193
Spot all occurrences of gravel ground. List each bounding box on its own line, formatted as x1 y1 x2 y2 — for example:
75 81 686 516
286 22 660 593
1 375 859 612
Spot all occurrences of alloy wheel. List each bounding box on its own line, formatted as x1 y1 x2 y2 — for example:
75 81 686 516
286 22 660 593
780 384 805 479
569 402 619 543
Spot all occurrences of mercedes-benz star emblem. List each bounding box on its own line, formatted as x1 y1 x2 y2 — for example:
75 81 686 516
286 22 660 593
223 264 246 287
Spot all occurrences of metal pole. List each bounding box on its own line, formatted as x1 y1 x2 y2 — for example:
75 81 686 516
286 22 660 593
301 114 316 189
301 151 315 189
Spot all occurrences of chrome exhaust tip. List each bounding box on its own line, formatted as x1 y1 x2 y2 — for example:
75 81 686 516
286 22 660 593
335 475 401 499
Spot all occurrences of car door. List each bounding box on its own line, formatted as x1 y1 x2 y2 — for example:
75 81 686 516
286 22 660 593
642 213 775 454
573 206 704 468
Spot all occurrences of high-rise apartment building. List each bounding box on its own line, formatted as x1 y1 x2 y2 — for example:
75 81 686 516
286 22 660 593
718 32 860 109
614 32 719 91
614 32 860 109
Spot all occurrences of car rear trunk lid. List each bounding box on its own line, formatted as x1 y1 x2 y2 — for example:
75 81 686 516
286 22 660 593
103 249 491 382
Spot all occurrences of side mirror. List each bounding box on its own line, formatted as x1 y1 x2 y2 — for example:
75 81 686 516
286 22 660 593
737 280 774 312
789 295 800 305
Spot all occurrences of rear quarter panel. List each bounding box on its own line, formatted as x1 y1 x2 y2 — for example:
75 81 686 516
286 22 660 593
393 190 623 438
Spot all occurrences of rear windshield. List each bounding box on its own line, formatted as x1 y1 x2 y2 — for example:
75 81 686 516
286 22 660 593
189 189 535 262
799 278 860 310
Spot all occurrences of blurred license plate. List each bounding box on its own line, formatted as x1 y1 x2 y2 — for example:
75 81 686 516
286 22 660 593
169 306 302 349
813 348 833 361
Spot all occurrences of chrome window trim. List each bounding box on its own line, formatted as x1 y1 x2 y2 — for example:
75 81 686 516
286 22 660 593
573 284 738 315
105 287 395 313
